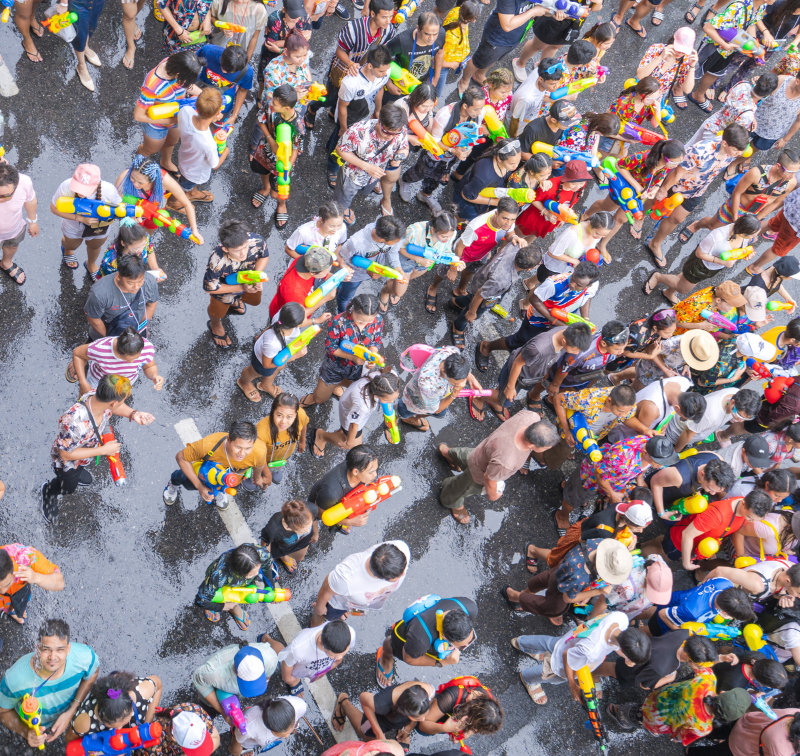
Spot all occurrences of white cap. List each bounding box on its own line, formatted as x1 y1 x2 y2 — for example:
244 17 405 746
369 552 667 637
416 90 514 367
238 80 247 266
616 500 653 527
237 653 266 682
743 286 767 321
172 711 213 756
736 333 777 362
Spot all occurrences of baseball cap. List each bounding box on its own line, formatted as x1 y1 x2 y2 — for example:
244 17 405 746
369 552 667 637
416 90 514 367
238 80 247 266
680 330 719 370
644 559 673 604
717 688 752 722
549 99 580 128
283 0 307 17
743 435 771 468
595 539 633 585
563 159 593 182
645 436 679 467
616 500 653 527
172 711 214 756
234 646 268 697
673 27 696 55
296 246 333 275
736 333 777 362
773 256 800 280
743 286 767 321
70 163 102 197
716 280 747 308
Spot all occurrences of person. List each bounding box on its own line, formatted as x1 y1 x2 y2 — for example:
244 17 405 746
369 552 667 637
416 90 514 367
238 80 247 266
556 112 621 170
159 0 213 54
745 257 800 313
268 246 339 321
634 28 698 108
42 375 154 523
95 219 164 285
691 708 800 756
203 219 268 349
704 559 800 604
261 499 319 573
163 419 268 509
760 428 800 474
508 57 563 138
599 78 663 157
0 619 99 749
255 394 309 485
0 162 37 286
437 413 561 524
321 740 403 756
518 100 582 158
332 104 409 224
306 444 379 533
453 140 523 223
383 13 445 105
437 0 480 100
592 551 672 621
51 163 124 273
394 81 437 165
196 43 254 128
710 387 764 445
259 0 313 101
285 200 347 260
261 32 312 106
310 540 410 626
230 696 308 754
729 467 796 505
538 211 615 278
0 544 63 625
748 187 800 277
150 704 221 756
418 677 503 744
672 280 750 336
209 0 268 62
691 333 777 396
194 543 274 629
67 0 107 90
714 434 774 481
515 611 650 706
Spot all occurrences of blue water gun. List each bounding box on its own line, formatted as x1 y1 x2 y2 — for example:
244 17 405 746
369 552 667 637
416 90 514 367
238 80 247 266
751 693 778 721
531 141 599 169
599 156 644 224
405 243 459 266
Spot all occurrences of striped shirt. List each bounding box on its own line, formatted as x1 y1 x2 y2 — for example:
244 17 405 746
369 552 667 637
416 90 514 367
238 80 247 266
137 58 187 109
86 336 155 386
330 18 396 85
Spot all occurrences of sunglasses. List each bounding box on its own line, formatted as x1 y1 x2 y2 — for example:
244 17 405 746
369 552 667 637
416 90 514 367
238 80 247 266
606 327 631 345
779 164 798 175
653 308 676 321
379 125 403 136
0 192 14 199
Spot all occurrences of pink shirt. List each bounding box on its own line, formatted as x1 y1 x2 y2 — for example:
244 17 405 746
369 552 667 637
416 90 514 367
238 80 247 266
0 174 35 241
322 743 398 756
730 710 800 756
86 336 155 386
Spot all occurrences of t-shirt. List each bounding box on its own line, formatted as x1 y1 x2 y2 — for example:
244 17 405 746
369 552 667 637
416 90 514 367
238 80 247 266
682 388 737 444
84 273 160 335
269 257 316 318
51 179 123 240
254 316 301 364
0 645 100 726
661 577 735 628
286 220 347 257
236 696 306 750
730 709 800 756
626 630 690 691
338 70 390 123
197 44 254 114
510 69 548 137
208 2 268 56
307 462 352 517
339 224 403 284
0 173 35 241
467 410 539 486
713 651 765 692
543 222 598 275
471 242 520 300
0 545 60 613
520 116 563 154
86 335 156 386
386 28 446 82
717 439 754 479
399 597 478 659
255 409 309 461
456 158 507 203
459 211 509 263
550 611 629 679
177 106 221 184
483 0 538 47
261 511 314 558
338 370 382 431
182 431 268 472
669 498 745 555
327 540 410 612
696 224 739 272
512 328 564 384
277 623 356 680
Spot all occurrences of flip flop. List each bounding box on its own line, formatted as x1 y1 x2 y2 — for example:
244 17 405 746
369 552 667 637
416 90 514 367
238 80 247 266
520 674 548 705
625 19 647 38
525 542 539 573
489 405 510 422
688 93 713 112
678 225 696 244
500 585 522 611
400 416 430 432
204 609 221 622
474 342 491 372
651 10 664 24
309 428 324 458
230 607 250 631
279 556 297 574
65 363 78 383
673 94 688 109
207 319 231 349
642 272 657 296
468 396 485 423
375 648 397 689
332 693 349 732
645 243 667 268
438 443 463 471
252 191 267 208
236 379 263 403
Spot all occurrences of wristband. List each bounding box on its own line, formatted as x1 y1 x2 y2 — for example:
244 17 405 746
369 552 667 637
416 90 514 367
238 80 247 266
25 216 37 224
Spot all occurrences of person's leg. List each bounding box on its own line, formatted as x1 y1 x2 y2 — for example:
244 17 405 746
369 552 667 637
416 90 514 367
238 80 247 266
691 72 718 105
302 377 337 408
121 0 144 68
378 635 397 683
84 236 107 275
160 128 182 173
453 269 474 298
379 167 400 216
516 35 551 68
1 237 24 284
313 428 348 457
207 296 232 347
14 0 44 62
645 270 688 300
326 126 342 180
137 131 168 160
640 534 668 558
41 466 82 521
648 206 687 265
255 365 283 398
595 208 629 253
612 0 637 25
438 446 481 518
335 280 361 314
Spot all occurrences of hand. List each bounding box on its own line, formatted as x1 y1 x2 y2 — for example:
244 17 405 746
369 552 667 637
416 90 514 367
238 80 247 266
452 146 469 161
199 484 214 502
787 301 797 313
47 711 73 741
565 432 576 448
660 510 678 521
503 384 516 403
347 63 360 77
663 44 677 61
600 584 613 595
684 560 700 571
553 9 567 19
243 282 263 293
443 647 461 664
539 178 552 192
177 28 192 43
13 565 37 585
257 470 272 488
720 42 737 53
342 266 354 282
99 440 121 457
465 309 478 323
28 726 47 748
27 222 40 238
609 490 625 504
131 411 155 426
763 30 775 47
364 164 386 181
78 380 92 397
446 266 458 282
155 268 167 281
348 512 370 527
722 259 736 268
775 137 789 149
645 428 663 438
222 29 234 39
687 50 699 67
265 40 281 52
718 652 739 664
779 595 797 607
568 681 582 703
546 382 560 396
318 312 332 323
152 374 165 390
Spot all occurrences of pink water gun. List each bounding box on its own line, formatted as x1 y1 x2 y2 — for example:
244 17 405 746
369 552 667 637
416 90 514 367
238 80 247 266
458 389 492 398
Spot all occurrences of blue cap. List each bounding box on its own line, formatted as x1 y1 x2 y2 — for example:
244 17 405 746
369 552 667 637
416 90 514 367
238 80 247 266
233 646 267 698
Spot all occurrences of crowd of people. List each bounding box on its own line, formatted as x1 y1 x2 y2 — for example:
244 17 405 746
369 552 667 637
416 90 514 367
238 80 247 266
6 0 800 751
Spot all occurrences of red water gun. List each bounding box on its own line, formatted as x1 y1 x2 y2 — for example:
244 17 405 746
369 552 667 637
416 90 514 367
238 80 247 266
320 475 402 526
745 357 774 381
765 376 795 404
101 429 126 487
121 193 201 244
67 722 162 756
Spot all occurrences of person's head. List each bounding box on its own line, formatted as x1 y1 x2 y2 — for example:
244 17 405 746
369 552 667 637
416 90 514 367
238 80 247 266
226 419 258 461
317 200 345 238
93 672 137 729
229 543 263 580
281 499 313 534
565 39 596 67
622 76 661 105
273 84 299 119
629 486 654 505
683 634 717 667
164 50 202 87
452 697 504 735
562 322 594 354
753 71 780 100
646 307 677 339
115 326 145 362
115 252 147 294
583 112 621 139
0 163 19 203
361 370 400 406
675 391 706 423
70 163 102 199
429 206 459 245
220 44 247 75
36 619 71 672
523 420 561 453
123 155 166 205
94 374 132 407
271 301 306 349
645 140 686 175
715 587 756 622
732 212 761 242
346 293 381 330
522 153 553 185
785 317 800 346
407 82 437 118
513 245 542 272
712 280 748 312
110 220 150 267
789 713 800 754
442 609 474 647
365 44 393 78
732 388 761 422
771 254 800 283
320 620 353 659
537 56 564 92
753 659 789 690
280 0 306 27
261 698 298 738
449 0 480 27
460 86 487 118
346 444 379 485
195 86 224 120
484 67 514 101
484 139 522 173
614 500 653 534
643 437 679 469
0 550 14 593
721 123 750 158
369 0 395 27
396 684 433 721
561 158 593 190
442 352 471 387
758 468 797 502
699 458 735 496
739 488 773 522
378 103 408 139
268 393 301 442
415 11 440 44
283 32 310 66
548 100 581 132
599 319 630 357
587 210 615 243
218 219 252 259
607 384 636 417
570 260 600 291
786 563 800 594
616 628 651 666
491 196 520 231
583 21 616 51
777 148 800 181
374 215 406 244
369 542 408 582
712 689 754 726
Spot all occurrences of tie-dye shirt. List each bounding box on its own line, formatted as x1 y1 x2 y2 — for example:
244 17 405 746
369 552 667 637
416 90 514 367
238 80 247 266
642 668 717 745
579 435 655 493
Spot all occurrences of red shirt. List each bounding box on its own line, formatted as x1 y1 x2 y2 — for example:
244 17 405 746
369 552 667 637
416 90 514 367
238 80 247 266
269 259 314 318
516 176 581 238
669 497 745 557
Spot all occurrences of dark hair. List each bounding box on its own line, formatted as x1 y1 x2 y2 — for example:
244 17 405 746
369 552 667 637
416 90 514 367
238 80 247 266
443 352 470 380
621 76 660 99
282 499 312 530
787 563 800 587
273 84 298 109
116 253 146 280
734 389 761 418
396 684 432 718
116 326 145 357
629 485 654 505
644 140 686 176
760 468 798 496
583 21 615 44
346 444 378 473
262 698 297 734
753 72 779 98
370 0 394 12
219 219 250 249
716 587 755 622
515 246 541 270
478 140 522 170
523 153 553 176
495 196 520 217
164 51 202 87
778 149 800 169
617 628 651 665
375 215 406 241
442 608 472 642
318 200 344 223
732 213 761 238
685 635 717 664
753 658 788 689
789 712 800 752
703 458 735 491
369 543 408 580
583 112 621 139
600 319 628 346
366 44 393 68
417 10 440 29
785 318 800 342
722 123 750 150
0 163 20 190
284 32 310 54
39 618 70 643
524 420 560 448
566 39 596 66
678 392 707 423
0 550 13 581
229 544 262 577
430 207 459 235
563 322 593 351
268 302 305 350
320 620 352 653
93 672 137 726
743 488 773 518
347 293 380 318
572 260 600 284
444 0 479 28
379 103 408 132
645 308 678 333
589 212 615 233
460 86 486 109
361 371 399 406
537 56 563 82
221 45 247 72
609 384 636 408
95 374 132 403
408 82 436 113
268 393 301 444
114 219 149 257
228 420 257 443
452 698 504 735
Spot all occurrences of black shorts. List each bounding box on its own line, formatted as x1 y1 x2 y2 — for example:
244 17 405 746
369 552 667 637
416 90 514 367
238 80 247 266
743 418 767 434
698 44 732 77
340 425 363 439
537 263 560 282
614 657 639 687
435 0 457 12
319 357 363 386
671 190 702 213
249 156 270 177
505 319 547 351
251 349 278 377
532 15 573 46
663 531 682 562
682 254 717 285
472 36 515 70
648 612 666 637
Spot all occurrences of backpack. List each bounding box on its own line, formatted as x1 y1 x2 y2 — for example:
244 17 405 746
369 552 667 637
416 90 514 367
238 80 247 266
401 595 469 658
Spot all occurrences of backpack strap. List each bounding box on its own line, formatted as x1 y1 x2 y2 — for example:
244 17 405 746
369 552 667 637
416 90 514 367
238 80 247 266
203 436 227 462
759 714 794 756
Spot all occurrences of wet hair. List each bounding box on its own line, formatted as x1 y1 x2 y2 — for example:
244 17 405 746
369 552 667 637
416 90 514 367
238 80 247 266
417 10 440 29
644 140 686 176
318 200 344 224
609 384 636 408
284 32 310 54
282 499 312 530
753 658 788 689
346 444 378 473
379 103 408 132
588 210 615 231
743 488 773 518
273 84 298 109
444 0 479 28
347 293 381 318
784 426 800 446
366 45 393 68
228 420 257 443
479 139 522 168
369 543 408 580
407 82 436 113
375 215 406 242
195 87 223 119
563 323 593 351
0 163 19 190
733 389 761 418
221 45 247 72
114 218 150 257
485 68 514 92
789 712 800 752
396 684 432 718
370 0 394 13
229 544 262 577
0 550 13 581
430 206 459 235
644 308 678 333
523 153 553 177
678 392 707 423
537 56 563 82
753 72 779 98
566 39 596 66
262 698 297 734
93 672 137 726
266 302 305 351
621 76 660 99
786 318 800 342
703 458 735 491
600 319 628 347
443 352 470 380
572 260 600 284
493 196 519 217
515 245 541 270
524 420 560 448
722 123 750 150
95 374 132 403
459 86 486 112
787 563 800 587
452 698 504 734
122 155 165 206
268 393 301 444
218 219 250 249
778 149 800 169
629 486 654 505
320 620 352 653
442 609 472 642
582 21 615 45
685 635 717 664
116 253 146 280
617 628 651 664
164 51 202 87
39 618 70 643
116 326 145 357
732 213 761 238
716 587 755 622
583 112 621 140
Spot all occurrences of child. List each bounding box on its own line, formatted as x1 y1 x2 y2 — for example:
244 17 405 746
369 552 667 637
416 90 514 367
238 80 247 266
231 696 307 754
438 0 480 101
97 219 164 283
538 211 615 279
255 394 309 485
309 370 400 458
691 332 777 395
760 315 800 375
238 302 306 402
250 84 305 229
285 201 347 260
261 499 318 574
258 1 312 101
558 113 621 168
599 77 663 157
575 22 616 79
508 56 563 138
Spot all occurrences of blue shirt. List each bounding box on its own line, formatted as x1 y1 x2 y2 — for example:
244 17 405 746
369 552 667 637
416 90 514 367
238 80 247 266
0 644 99 725
660 577 734 631
197 44 254 114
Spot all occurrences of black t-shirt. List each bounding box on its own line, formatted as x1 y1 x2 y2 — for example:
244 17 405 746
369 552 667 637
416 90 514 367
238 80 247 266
714 651 766 692
482 0 538 47
307 462 352 518
580 507 619 541
520 116 563 154
456 158 507 202
625 630 690 690
387 28 446 81
369 683 415 732
400 597 479 659
260 512 313 558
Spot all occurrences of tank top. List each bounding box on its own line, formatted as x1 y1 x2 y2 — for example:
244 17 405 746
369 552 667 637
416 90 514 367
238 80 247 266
743 558 792 600
646 451 719 506
73 677 156 734
755 77 800 140
634 376 693 428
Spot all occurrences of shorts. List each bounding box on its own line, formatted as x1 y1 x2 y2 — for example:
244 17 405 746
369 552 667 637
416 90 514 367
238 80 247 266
249 156 271 176
537 262 561 282
496 355 532 408
0 226 26 249
400 254 431 275
698 45 732 78
340 425 363 439
396 395 448 419
141 121 170 140
322 604 350 621
531 16 573 46
662 531 682 562
598 135 616 153
332 169 379 209
562 466 595 508
319 356 363 386
472 36 514 70
751 133 777 152
647 612 666 637
178 174 198 191
435 0 457 12
388 623 406 658
208 289 263 319
250 349 278 377
767 210 800 256
682 254 718 285
672 190 701 214
505 319 547 351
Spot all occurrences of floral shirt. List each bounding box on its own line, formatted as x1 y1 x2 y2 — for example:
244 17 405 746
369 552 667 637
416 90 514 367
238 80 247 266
691 341 742 394
704 80 758 133
675 287 715 334
262 55 312 102
642 668 717 745
618 149 669 190
51 391 111 471
151 703 214 756
639 44 693 96
203 233 268 304
97 237 155 279
196 545 273 604
443 7 470 63
483 87 513 121
403 345 460 416
263 10 311 53
561 387 636 441
763 430 794 465
707 0 768 59
158 0 213 53
674 136 737 199
579 435 653 493
0 545 59 615
558 117 600 155
555 538 604 599
337 119 409 187
325 310 384 369
253 109 305 173
611 93 658 126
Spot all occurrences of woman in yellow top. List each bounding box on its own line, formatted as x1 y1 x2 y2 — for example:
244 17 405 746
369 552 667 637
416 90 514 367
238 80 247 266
256 394 309 486
436 1 480 102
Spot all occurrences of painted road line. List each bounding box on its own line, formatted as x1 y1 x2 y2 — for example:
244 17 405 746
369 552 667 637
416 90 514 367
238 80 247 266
173 418 356 742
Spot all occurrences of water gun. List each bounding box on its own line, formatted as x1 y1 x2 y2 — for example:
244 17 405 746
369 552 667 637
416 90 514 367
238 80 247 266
214 19 246 32
408 119 445 159
767 300 793 311
56 197 143 221
751 693 778 721
551 307 596 332
223 270 268 285
192 460 240 497
743 623 781 662
599 156 644 223
576 667 609 754
566 409 602 464
532 0 589 19
531 141 599 170
340 339 385 367
666 492 708 519
620 122 665 145
697 537 721 558
491 303 514 320
458 389 493 397
700 308 743 333
296 243 338 264
660 102 675 124
479 187 536 203
211 124 233 156
393 0 418 23
66 723 162 756
382 401 400 445
304 267 348 308
147 94 230 120
275 121 293 200
718 27 767 61
441 122 486 152
389 62 420 94
18 695 44 751
550 77 598 101
180 29 207 46
765 375 795 404
405 242 460 266
482 105 508 141
300 81 327 105
218 693 247 735
746 357 774 381
351 256 408 282
648 193 684 220
0 0 11 22
273 325 321 367
321 475 403 526
720 245 755 261
122 194 201 244
544 199 579 224
681 621 741 641
268 460 287 469
101 429 126 487
211 584 291 603
41 9 78 31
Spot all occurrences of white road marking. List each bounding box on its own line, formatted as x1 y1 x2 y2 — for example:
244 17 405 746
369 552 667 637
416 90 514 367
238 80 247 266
173 418 356 742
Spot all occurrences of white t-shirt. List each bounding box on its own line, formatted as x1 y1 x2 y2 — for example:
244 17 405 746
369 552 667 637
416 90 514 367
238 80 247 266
177 106 221 184
430 103 484 141
509 68 548 137
698 224 737 272
338 368 382 430
767 623 800 662
254 314 301 363
337 70 390 122
635 376 693 428
51 179 123 240
0 173 35 241
235 696 307 750
717 440 752 479
327 540 410 612
550 611 629 679
543 222 597 274
686 388 736 443
286 219 348 257
277 623 357 681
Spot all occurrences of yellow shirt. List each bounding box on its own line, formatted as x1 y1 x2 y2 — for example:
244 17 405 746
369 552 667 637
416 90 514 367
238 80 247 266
183 432 267 471
443 8 471 64
760 325 788 361
256 408 309 462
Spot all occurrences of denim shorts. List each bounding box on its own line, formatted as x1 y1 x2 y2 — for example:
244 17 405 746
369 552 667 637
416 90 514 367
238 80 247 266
396 395 448 419
251 349 278 377
401 254 431 275
598 135 615 153
141 122 170 140
751 133 778 151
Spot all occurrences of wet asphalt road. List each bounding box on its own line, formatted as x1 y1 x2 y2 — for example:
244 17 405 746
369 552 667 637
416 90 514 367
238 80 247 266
1 0 800 754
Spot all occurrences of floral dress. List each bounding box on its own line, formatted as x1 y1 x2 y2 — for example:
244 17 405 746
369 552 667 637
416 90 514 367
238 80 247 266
638 44 693 97
558 116 600 154
262 55 312 103
158 0 213 53
560 387 636 439
578 435 653 495
97 237 155 279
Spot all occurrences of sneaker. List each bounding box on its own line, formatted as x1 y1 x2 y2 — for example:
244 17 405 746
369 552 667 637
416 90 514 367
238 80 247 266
240 478 259 492
40 484 57 524
77 467 94 487
512 57 529 83
417 192 441 213
398 177 414 202
163 483 178 506
606 703 636 731
334 2 351 18
215 493 230 510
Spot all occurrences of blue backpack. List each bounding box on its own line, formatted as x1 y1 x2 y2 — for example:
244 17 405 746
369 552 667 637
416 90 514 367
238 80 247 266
402 595 469 658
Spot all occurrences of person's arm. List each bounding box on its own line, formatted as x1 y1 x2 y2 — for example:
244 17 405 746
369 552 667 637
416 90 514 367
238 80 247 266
228 86 248 125
177 448 214 502
360 692 386 740
502 352 528 405
497 4 547 32
142 360 164 390
529 291 559 324
162 172 202 242
142 676 162 722
0 706 47 748
704 565 762 593
484 479 502 501
680 521 704 571
22 197 39 239
419 700 452 735
776 109 800 149
553 392 573 447
13 564 64 593
145 300 158 324
562 651 582 703
159 1 194 46
71 344 93 396
729 167 759 221
657 606 680 631
622 416 661 437
48 668 98 741
337 97 350 135
431 47 443 86
313 575 336 619
618 166 644 196
337 149 386 181
648 466 681 517
655 165 685 200
701 20 738 51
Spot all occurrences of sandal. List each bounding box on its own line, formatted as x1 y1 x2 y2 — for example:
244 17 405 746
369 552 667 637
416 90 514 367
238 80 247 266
673 94 688 110
279 555 297 574
61 246 79 270
645 243 667 268
207 319 231 349
83 260 98 282
30 20 44 37
332 693 349 732
65 362 78 383
308 428 324 458
527 399 543 412
651 9 664 24
204 609 221 623
230 606 251 631
0 262 25 285
228 300 246 316
236 379 262 403
400 416 430 432
625 19 647 38
335 523 352 534
609 16 621 31
450 506 470 524
525 542 539 574
520 674 548 705
660 290 679 306
251 191 267 208
489 404 510 422
189 190 214 203
511 637 545 660
474 342 491 372
642 272 657 296
22 41 43 63
684 3 703 22
687 93 713 112
468 396 485 423
500 585 522 611
450 328 466 349
424 287 437 313
275 212 289 229
376 649 397 689
378 295 389 313
327 172 338 190
678 225 696 244
438 443 463 471
343 209 356 226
